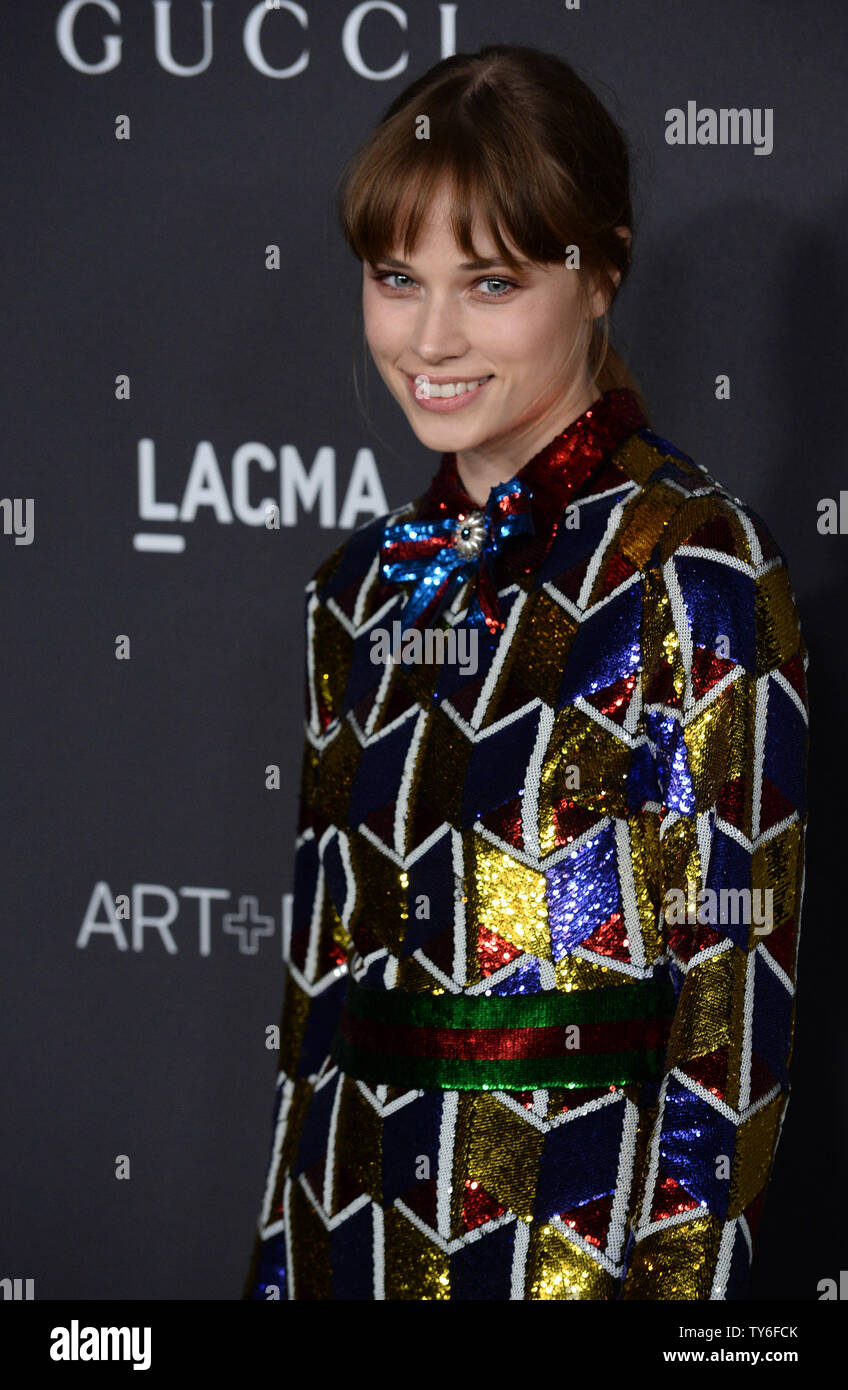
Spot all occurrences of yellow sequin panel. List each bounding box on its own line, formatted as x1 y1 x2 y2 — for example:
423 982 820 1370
724 948 750 1114
553 954 639 992
314 721 360 826
395 952 454 993
332 1075 382 1211
384 1206 450 1299
664 947 743 1072
658 495 753 567
415 706 474 828
640 573 683 695
683 677 750 810
348 830 408 957
659 814 702 908
627 812 664 961
537 708 634 851
311 601 351 722
510 592 577 708
751 820 802 952
610 433 669 486
756 566 803 674
672 493 751 561
727 1092 784 1219
665 632 685 698
396 645 441 707
615 481 683 572
298 739 322 819
464 1094 544 1224
288 1178 333 1299
621 1214 723 1298
469 838 550 962
276 976 312 1078
526 1223 618 1300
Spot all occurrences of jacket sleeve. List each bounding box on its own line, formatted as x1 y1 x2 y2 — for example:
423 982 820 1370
242 572 353 1300
620 493 809 1299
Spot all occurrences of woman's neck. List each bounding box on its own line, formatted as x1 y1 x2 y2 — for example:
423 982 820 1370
454 378 602 506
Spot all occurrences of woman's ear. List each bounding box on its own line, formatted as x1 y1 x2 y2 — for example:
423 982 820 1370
613 224 632 283
588 225 631 317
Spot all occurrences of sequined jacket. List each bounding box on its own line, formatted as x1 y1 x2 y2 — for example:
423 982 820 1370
245 388 809 1299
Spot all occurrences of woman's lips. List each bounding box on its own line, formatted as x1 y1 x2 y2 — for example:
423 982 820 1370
404 372 493 413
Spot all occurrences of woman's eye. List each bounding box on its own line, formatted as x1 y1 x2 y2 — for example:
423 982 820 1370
375 272 414 290
372 271 518 298
476 277 516 297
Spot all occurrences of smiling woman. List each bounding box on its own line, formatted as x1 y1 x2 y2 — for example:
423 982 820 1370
243 42 809 1302
359 214 619 492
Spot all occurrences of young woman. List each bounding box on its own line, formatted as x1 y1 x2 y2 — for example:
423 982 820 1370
243 44 808 1301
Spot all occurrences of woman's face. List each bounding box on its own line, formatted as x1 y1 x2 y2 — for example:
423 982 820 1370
361 185 610 472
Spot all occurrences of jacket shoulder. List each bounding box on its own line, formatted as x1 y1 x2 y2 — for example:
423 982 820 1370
614 428 806 686
611 425 790 573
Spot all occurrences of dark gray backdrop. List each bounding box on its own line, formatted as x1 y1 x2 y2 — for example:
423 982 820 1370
1 0 842 1299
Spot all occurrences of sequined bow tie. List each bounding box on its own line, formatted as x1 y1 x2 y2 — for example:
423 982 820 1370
380 478 535 634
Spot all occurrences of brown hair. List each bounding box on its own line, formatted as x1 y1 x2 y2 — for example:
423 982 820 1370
336 43 648 422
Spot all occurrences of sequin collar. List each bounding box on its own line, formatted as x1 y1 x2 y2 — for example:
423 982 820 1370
416 386 647 577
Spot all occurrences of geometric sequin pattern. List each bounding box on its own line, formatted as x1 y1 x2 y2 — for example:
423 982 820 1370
242 389 809 1301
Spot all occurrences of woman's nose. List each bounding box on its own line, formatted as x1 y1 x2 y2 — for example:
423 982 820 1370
409 292 468 362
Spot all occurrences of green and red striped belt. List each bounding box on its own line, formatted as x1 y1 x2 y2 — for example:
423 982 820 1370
330 974 677 1090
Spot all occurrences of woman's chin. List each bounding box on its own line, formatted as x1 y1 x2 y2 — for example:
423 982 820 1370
400 408 490 454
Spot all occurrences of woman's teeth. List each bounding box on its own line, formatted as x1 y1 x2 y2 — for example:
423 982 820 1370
418 376 491 398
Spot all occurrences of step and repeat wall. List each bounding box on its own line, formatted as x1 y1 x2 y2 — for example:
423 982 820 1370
1 0 842 1299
